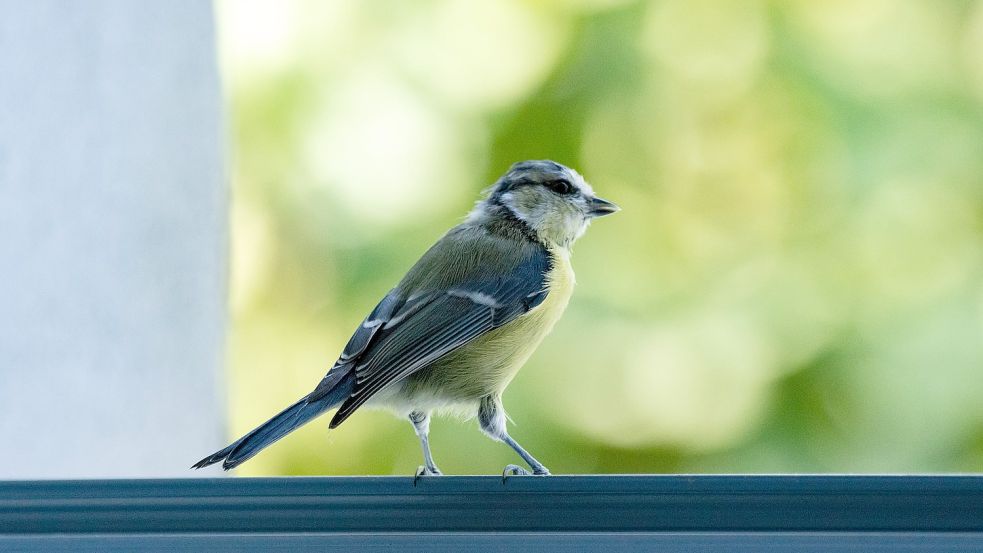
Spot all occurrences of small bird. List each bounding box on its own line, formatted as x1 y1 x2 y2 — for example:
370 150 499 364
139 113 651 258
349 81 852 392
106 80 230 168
193 160 618 477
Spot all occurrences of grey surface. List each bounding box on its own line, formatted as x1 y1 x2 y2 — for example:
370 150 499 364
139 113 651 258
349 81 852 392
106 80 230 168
0 2 227 478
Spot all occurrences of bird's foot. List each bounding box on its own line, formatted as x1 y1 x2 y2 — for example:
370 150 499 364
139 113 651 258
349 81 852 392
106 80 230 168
413 465 443 486
502 464 550 482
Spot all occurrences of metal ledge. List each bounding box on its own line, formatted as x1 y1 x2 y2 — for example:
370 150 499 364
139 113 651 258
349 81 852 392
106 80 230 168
2 475 982 551
3 475 982 533
3 533 983 553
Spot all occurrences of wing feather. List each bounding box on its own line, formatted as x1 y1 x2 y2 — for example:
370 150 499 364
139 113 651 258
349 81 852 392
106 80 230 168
330 295 495 425
321 229 552 428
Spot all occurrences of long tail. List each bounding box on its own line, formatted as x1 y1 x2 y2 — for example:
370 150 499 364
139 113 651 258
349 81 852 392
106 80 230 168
192 368 355 471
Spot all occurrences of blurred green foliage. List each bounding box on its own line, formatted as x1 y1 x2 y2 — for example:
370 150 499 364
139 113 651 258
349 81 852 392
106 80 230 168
216 0 983 475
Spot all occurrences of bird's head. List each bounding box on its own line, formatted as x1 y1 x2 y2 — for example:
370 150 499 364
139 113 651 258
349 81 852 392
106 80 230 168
475 160 619 248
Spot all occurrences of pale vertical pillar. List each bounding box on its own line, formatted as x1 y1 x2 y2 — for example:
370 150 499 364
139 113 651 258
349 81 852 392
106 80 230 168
0 1 227 478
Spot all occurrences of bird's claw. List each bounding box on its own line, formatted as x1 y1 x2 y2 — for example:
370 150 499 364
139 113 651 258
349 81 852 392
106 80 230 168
502 464 550 482
413 465 442 486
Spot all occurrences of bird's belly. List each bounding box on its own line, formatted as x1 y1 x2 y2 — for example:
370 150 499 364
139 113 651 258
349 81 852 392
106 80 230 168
398 249 575 403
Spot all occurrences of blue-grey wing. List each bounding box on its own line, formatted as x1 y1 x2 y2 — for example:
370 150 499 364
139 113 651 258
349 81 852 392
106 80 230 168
325 241 551 427
307 289 405 403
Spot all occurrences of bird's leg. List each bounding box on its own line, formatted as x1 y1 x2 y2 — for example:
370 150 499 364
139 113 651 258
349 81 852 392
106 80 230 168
477 395 550 479
409 411 442 482
500 434 550 477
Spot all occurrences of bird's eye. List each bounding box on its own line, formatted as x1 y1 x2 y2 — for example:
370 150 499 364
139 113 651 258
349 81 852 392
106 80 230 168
545 179 574 195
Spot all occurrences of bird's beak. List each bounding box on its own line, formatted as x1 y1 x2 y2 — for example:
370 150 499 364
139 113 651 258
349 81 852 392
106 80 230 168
587 196 620 218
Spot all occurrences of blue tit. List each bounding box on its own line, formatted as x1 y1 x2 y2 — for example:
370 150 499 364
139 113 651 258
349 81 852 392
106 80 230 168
193 160 619 477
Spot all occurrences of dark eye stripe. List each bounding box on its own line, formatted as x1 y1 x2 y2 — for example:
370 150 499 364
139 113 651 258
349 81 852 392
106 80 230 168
545 179 574 195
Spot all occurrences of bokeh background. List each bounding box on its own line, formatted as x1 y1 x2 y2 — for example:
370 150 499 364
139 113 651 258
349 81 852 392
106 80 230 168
216 0 983 476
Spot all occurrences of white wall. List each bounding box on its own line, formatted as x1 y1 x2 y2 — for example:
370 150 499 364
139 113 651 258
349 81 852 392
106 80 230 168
0 1 227 478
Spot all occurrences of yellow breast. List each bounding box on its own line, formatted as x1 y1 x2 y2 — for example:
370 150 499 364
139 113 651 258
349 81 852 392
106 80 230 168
418 246 576 400
514 246 576 351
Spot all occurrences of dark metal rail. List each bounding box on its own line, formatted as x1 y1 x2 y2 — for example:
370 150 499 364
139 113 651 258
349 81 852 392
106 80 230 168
2 475 981 551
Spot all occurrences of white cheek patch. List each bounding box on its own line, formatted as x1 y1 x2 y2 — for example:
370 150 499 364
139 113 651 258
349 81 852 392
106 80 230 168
574 218 590 241
487 178 597 247
563 205 590 244
499 192 532 225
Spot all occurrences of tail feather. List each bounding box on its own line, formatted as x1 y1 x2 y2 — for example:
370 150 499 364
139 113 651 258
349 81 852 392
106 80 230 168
193 369 355 471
